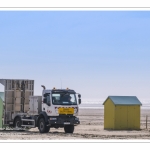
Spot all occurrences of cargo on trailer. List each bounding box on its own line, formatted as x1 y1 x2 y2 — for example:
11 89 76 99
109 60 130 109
0 79 34 126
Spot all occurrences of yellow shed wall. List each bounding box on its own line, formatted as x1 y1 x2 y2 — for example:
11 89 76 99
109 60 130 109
114 106 128 129
114 105 140 130
127 105 140 129
104 98 115 129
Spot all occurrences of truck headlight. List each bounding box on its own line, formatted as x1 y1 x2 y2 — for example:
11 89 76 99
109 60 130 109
74 107 78 114
75 118 79 120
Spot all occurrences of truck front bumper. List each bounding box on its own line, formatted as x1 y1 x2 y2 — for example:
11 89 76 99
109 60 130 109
48 116 80 126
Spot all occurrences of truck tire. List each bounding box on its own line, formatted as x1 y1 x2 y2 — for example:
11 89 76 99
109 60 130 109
38 118 50 133
14 118 21 128
45 126 50 133
64 125 74 133
14 117 25 130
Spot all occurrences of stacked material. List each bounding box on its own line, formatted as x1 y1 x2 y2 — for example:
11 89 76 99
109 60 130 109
0 79 34 125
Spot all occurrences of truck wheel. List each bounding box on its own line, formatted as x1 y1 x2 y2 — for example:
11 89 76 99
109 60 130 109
64 125 74 133
38 118 48 133
14 118 21 128
45 126 50 133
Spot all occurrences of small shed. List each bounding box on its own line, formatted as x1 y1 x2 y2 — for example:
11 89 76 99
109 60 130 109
103 96 142 130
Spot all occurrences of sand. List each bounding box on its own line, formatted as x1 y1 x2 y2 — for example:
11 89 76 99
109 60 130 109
0 108 150 140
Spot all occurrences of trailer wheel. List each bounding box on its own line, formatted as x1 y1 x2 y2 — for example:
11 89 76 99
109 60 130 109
64 125 74 133
38 118 49 133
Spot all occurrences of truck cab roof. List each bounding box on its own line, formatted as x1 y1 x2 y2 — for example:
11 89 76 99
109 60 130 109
43 89 77 95
52 89 76 94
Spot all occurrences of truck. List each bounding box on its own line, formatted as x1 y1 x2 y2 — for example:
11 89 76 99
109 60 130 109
0 79 81 133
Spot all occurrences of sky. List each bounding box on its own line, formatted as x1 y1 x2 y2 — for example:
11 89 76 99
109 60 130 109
0 11 150 104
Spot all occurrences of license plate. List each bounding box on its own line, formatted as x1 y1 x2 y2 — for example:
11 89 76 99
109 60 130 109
64 122 70 125
58 108 74 114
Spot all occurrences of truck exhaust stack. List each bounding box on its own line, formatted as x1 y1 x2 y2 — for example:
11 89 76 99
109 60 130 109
41 85 46 89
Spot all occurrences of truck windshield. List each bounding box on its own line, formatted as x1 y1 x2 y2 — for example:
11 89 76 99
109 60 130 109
52 93 77 105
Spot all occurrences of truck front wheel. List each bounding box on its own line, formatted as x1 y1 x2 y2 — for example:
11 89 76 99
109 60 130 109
45 126 50 133
64 125 74 133
38 118 50 133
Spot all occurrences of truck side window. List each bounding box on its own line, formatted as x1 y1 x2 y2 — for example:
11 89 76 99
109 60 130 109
46 95 50 106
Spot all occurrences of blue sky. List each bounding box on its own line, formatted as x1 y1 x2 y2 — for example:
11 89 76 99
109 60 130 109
0 11 150 104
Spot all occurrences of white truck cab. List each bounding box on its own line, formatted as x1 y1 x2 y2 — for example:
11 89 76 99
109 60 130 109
36 87 81 133
42 88 80 116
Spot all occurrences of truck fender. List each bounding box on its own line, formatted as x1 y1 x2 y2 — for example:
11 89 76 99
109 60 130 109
13 115 22 126
37 111 48 126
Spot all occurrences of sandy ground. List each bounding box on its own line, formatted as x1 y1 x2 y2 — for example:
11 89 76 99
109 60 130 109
0 108 150 140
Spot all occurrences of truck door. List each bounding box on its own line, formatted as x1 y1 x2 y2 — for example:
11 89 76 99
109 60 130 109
43 93 51 115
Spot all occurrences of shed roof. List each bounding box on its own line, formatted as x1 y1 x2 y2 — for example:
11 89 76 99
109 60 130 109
103 96 142 105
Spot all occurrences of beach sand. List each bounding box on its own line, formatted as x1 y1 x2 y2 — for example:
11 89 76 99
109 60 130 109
0 108 150 140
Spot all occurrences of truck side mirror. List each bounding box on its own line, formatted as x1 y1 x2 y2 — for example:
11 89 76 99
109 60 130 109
78 94 81 98
78 99 81 104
